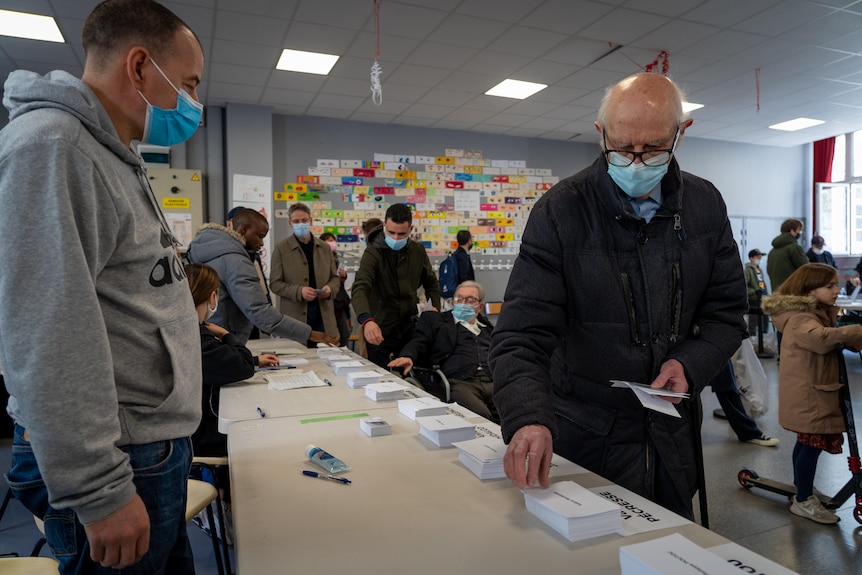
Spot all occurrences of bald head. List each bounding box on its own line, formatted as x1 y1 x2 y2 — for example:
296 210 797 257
597 73 688 137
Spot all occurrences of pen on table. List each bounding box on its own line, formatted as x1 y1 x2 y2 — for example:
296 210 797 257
302 470 351 484
256 406 266 418
324 378 333 386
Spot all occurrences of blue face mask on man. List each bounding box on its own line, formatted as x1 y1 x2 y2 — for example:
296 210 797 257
292 223 311 238
138 58 203 146
385 235 408 251
607 161 668 199
452 303 477 322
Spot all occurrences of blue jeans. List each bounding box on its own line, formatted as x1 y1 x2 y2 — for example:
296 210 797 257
5 425 195 575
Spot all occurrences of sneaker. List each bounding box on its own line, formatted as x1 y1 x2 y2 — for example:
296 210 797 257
790 495 840 524
713 409 728 420
746 434 780 447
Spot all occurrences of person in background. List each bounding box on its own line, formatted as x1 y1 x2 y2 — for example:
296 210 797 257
744 249 767 336
362 217 383 243
710 360 779 447
454 230 476 283
767 219 807 292
320 232 352 346
188 208 338 347
352 203 442 368
269 203 340 345
389 281 498 423
489 72 748 519
0 1 204 571
184 263 277 543
806 235 837 268
762 263 862 524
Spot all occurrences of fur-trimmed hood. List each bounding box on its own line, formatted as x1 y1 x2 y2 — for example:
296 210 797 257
760 294 818 315
197 222 246 246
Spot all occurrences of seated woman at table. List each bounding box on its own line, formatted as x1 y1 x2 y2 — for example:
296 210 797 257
185 264 279 481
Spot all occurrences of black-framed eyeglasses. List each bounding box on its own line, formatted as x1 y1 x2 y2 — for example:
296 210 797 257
453 296 480 305
602 128 680 167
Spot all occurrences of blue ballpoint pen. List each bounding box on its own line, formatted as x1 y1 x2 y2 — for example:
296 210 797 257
256 406 266 418
302 470 351 484
324 379 333 386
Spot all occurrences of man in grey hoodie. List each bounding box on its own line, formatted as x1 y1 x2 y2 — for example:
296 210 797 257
0 1 204 572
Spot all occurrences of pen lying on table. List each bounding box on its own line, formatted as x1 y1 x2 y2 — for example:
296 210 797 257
302 470 351 484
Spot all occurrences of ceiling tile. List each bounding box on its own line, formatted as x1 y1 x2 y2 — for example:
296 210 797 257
283 22 359 53
310 93 366 111
418 88 476 107
371 2 449 40
456 0 546 23
427 14 511 49
260 87 315 107
401 102 456 119
386 64 452 88
577 7 670 45
404 42 477 69
209 62 272 87
521 0 615 36
486 26 570 58
214 11 289 45
678 0 783 28
294 0 370 29
732 0 833 36
210 0 298 19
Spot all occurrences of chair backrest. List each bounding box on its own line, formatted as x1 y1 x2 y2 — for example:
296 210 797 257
407 367 451 403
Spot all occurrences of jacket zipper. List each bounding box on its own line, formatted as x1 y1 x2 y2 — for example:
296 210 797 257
669 262 682 343
621 272 640 345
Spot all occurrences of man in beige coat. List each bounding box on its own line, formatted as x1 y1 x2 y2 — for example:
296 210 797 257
270 203 341 340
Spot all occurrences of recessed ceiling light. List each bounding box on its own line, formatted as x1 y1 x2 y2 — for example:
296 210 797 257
485 79 547 100
0 9 64 43
682 102 704 113
276 49 339 75
768 117 825 131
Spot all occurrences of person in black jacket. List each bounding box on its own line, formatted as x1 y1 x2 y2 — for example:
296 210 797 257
185 264 278 460
453 230 476 284
805 235 837 268
490 72 748 519
389 281 497 423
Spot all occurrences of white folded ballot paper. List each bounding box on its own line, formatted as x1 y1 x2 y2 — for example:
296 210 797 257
346 370 382 388
279 357 309 367
453 437 591 481
397 397 448 420
365 381 410 401
523 480 622 543
316 345 350 358
620 533 746 575
416 414 476 447
332 360 366 375
360 416 391 437
610 380 689 419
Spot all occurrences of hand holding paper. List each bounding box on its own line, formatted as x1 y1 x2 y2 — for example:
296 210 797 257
610 380 690 418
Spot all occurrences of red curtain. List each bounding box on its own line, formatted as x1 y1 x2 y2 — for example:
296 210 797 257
814 137 836 183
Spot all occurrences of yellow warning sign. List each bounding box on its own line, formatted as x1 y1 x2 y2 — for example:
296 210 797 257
161 197 190 209
191 173 200 181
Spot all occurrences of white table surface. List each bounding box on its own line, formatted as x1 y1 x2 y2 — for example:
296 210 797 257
227 407 729 575
217 346 434 433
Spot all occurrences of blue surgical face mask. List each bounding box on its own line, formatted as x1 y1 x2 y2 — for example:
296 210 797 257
607 161 668 199
292 223 311 238
138 58 203 146
452 303 477 322
385 235 408 251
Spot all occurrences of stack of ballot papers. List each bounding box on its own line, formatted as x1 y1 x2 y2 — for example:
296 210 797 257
523 481 622 542
279 357 308 367
416 414 476 447
452 437 506 479
323 354 353 366
316 345 349 358
264 370 327 390
332 360 366 375
365 381 410 401
398 397 449 420
620 533 747 575
359 416 391 437
346 370 382 388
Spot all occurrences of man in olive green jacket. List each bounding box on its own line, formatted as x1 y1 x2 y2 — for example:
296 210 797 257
766 218 808 291
352 203 441 367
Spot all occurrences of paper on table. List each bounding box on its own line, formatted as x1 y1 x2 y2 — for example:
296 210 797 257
610 380 688 418
588 484 691 536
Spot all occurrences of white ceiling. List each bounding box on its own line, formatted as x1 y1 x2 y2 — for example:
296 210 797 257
3 0 862 147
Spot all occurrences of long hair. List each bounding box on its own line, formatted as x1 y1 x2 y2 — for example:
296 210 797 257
184 263 220 307
776 263 838 296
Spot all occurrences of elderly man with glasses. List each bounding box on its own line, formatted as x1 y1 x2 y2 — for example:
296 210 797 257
389 281 498 423
489 72 748 519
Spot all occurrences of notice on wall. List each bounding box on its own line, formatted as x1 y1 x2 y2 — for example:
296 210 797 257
232 173 273 273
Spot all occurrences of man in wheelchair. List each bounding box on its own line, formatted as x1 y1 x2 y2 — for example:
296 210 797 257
388 281 499 423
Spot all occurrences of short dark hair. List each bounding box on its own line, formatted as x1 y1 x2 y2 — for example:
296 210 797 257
82 0 199 70
319 232 336 242
780 218 803 234
232 208 267 231
456 230 472 246
288 202 311 219
362 218 383 235
385 203 412 226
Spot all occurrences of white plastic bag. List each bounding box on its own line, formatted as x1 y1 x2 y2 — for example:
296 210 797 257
731 339 770 418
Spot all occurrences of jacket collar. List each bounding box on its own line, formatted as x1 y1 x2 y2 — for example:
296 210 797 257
198 222 246 247
592 154 684 220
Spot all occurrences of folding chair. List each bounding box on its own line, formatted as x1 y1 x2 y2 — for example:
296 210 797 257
405 366 452 403
191 456 232 575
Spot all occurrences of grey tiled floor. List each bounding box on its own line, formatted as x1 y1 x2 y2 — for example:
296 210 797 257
1 350 860 574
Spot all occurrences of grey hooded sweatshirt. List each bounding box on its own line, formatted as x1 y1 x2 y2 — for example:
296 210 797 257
0 70 202 524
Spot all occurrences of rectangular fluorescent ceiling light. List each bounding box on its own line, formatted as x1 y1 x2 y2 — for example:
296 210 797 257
276 49 339 75
0 9 64 42
768 117 825 131
485 79 547 99
682 102 704 112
